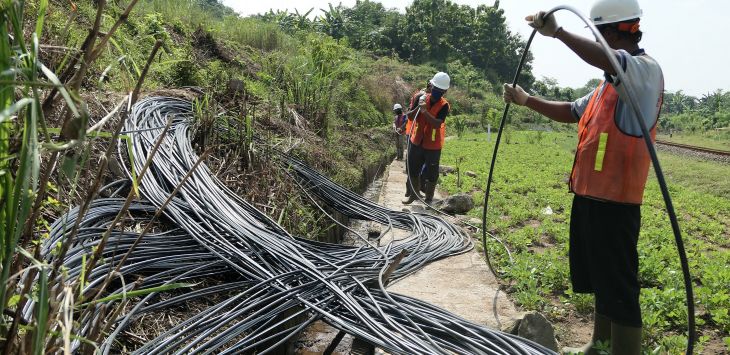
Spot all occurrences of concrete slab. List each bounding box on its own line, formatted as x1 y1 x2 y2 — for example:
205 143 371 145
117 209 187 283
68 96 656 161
382 159 521 329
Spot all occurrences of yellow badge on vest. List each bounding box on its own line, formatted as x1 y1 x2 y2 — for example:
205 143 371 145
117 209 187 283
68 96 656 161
594 132 608 172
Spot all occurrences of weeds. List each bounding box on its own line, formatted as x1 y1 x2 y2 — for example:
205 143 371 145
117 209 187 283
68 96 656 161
0 1 192 352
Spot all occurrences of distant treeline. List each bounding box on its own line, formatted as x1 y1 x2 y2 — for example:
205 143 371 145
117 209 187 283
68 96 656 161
162 0 730 132
256 0 533 89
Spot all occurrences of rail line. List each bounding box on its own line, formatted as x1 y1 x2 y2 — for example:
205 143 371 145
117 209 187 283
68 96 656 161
656 140 730 157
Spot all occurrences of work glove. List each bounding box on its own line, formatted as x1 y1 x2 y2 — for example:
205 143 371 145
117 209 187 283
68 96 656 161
526 11 560 37
418 94 427 108
502 83 529 106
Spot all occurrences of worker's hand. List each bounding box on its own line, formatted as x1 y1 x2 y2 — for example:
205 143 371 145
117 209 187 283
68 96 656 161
526 11 560 37
418 95 427 108
502 83 529 106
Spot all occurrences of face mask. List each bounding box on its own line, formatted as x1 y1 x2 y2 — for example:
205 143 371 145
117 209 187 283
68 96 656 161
430 90 444 101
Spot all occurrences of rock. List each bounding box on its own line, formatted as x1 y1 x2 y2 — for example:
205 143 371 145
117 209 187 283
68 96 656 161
436 194 474 214
516 312 558 351
464 171 478 178
439 165 456 175
227 79 245 93
501 317 522 335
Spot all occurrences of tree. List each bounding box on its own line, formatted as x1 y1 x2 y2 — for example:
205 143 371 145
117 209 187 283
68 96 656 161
574 78 602 98
341 0 402 55
317 3 347 41
259 8 313 33
448 60 482 96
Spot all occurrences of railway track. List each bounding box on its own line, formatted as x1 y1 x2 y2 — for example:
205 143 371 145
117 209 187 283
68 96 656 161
655 140 730 157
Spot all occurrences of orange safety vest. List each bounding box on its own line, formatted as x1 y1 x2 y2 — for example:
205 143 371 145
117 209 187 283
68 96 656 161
570 81 661 205
406 89 423 136
409 94 449 150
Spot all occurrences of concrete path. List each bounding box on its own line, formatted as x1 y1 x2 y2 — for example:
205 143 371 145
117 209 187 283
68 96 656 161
381 158 520 329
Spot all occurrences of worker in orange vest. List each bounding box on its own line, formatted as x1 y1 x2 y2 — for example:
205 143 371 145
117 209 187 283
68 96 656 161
392 104 407 160
403 72 451 204
401 82 431 184
502 0 662 354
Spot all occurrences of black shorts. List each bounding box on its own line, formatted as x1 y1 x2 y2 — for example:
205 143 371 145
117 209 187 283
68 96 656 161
569 194 642 327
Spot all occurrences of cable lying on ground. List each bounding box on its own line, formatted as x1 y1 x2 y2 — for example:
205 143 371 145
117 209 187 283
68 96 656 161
25 96 556 354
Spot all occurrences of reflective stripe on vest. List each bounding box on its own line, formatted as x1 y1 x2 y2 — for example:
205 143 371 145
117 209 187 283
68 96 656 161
569 81 660 205
409 95 449 150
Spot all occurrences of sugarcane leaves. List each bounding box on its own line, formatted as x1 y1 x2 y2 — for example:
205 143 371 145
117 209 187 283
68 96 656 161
79 283 197 307
0 98 34 124
39 63 79 119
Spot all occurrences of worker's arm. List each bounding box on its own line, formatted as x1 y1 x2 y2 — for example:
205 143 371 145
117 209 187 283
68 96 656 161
503 83 576 124
418 107 444 127
554 28 619 75
406 106 419 120
406 91 426 120
527 12 619 75
524 96 576 123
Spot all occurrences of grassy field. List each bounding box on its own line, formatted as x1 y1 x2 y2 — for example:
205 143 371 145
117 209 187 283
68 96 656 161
439 130 730 353
656 131 730 151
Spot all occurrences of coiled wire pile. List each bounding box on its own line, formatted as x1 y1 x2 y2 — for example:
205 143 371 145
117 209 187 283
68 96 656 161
28 97 555 354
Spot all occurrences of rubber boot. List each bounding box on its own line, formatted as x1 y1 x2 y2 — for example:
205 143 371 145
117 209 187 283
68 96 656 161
563 312 611 355
403 174 413 198
424 180 437 202
610 324 641 355
402 176 421 204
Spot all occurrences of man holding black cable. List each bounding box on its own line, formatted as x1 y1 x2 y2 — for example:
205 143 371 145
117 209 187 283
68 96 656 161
402 72 451 204
502 0 662 354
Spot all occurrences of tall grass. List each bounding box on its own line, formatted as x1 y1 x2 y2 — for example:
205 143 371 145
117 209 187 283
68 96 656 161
223 17 287 51
139 0 289 51
0 1 182 352
137 0 216 30
1 2 55 352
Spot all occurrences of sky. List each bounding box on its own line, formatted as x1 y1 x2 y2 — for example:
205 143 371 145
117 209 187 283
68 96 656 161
221 0 730 97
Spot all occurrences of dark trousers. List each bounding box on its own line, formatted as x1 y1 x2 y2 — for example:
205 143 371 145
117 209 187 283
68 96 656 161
406 144 440 182
395 133 405 160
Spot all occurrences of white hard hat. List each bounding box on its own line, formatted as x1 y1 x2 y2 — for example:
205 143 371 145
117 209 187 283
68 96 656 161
429 72 450 90
393 103 402 110
590 0 642 26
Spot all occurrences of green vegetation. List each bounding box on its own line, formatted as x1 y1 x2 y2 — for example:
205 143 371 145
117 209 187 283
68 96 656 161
440 130 730 352
259 0 532 86
661 90 730 132
3 0 728 351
